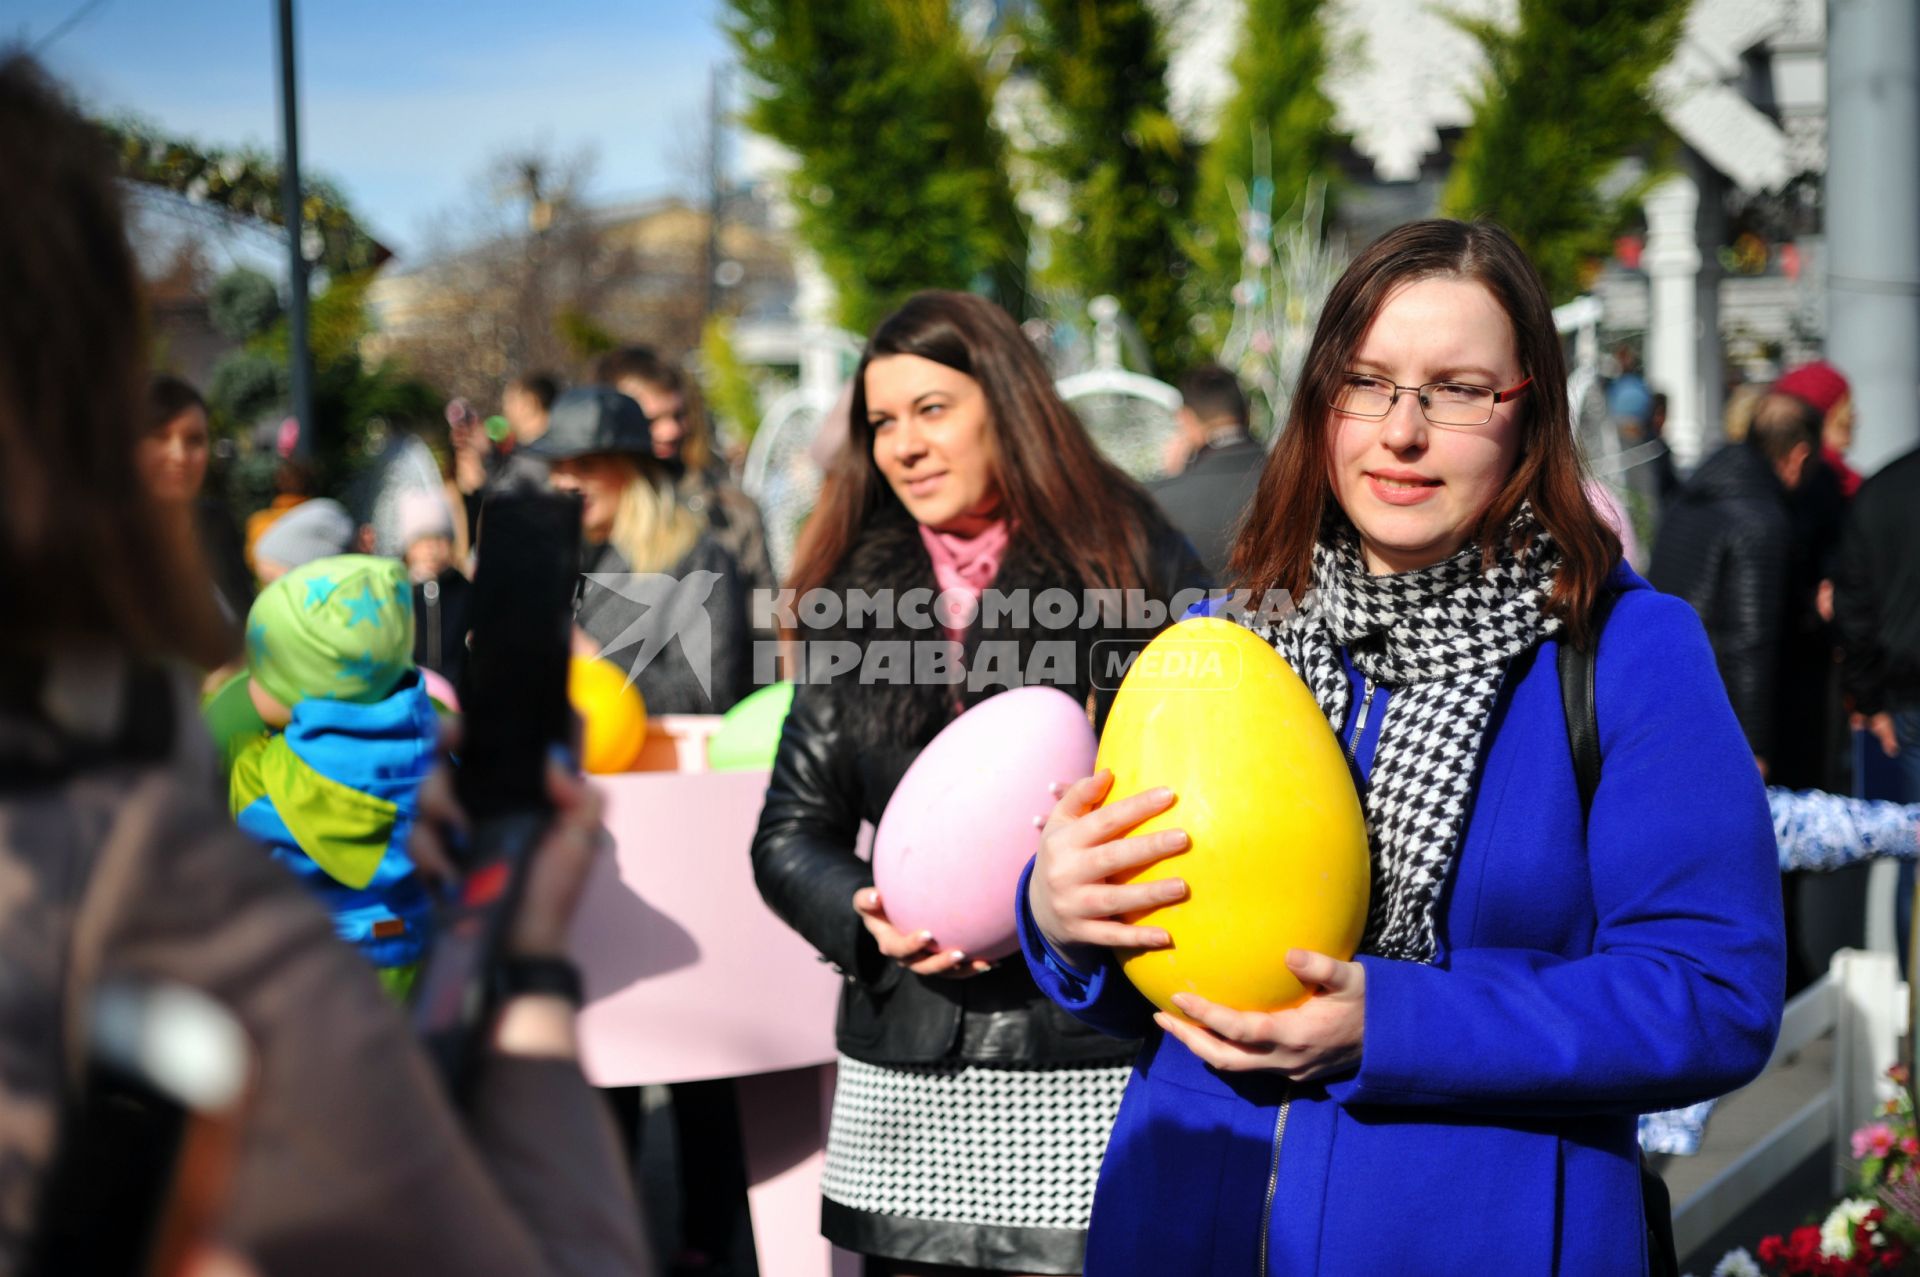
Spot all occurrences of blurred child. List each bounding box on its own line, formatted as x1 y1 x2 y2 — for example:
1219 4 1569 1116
230 554 438 998
399 489 472 684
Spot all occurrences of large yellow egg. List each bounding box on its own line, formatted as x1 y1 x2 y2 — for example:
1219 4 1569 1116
569 657 649 774
1098 617 1370 1016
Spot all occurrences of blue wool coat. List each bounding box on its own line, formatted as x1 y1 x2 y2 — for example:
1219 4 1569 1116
1018 571 1785 1276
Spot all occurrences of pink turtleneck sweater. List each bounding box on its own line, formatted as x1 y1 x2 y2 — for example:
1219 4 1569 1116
918 519 1010 641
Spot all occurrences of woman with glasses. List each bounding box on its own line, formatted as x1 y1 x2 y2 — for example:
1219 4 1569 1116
1020 220 1785 1275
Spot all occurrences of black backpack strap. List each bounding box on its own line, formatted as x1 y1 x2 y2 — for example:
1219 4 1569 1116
1555 589 1678 1277
1557 591 1620 817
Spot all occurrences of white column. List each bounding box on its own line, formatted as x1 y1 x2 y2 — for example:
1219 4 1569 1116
1827 0 1920 475
1643 173 1706 469
791 246 848 406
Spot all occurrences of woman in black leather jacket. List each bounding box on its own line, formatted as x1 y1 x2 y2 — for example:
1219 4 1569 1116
751 291 1208 1275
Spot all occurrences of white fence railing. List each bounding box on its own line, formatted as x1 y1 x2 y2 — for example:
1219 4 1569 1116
1670 949 1908 1258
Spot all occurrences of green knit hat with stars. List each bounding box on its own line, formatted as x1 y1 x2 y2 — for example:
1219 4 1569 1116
246 554 417 708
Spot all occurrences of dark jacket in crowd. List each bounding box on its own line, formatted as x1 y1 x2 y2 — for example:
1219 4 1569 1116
1834 446 1920 716
1649 441 1792 760
574 535 752 715
412 567 473 686
751 500 1209 1069
1147 434 1267 579
1773 458 1851 789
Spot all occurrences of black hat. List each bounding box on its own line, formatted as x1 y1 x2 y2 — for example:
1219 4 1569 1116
525 386 653 460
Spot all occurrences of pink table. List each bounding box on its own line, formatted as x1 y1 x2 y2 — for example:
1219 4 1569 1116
568 763 860 1277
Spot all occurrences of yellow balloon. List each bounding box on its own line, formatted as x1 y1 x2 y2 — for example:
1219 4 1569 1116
1098 617 1370 1016
569 657 649 774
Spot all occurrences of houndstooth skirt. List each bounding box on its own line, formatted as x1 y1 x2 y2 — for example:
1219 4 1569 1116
821 1054 1132 1272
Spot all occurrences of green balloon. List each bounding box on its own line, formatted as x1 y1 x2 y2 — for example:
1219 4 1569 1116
708 681 795 772
202 671 270 783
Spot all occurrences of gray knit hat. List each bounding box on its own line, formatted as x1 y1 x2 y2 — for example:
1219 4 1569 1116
254 498 355 572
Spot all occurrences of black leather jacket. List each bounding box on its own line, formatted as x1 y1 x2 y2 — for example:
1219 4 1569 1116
1648 442 1793 759
751 509 1208 1066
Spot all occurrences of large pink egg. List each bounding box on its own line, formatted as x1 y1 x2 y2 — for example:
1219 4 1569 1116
872 686 1097 961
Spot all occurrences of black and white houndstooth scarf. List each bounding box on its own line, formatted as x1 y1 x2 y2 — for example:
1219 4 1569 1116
1261 509 1562 964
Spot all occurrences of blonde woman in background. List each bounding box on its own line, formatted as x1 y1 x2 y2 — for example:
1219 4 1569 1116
595 346 778 638
535 386 752 717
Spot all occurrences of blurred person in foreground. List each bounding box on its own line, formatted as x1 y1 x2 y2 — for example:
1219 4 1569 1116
1147 363 1266 579
0 50 648 1276
594 346 777 635
143 373 253 628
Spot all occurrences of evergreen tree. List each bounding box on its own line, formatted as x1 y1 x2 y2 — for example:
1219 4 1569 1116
1190 0 1338 338
1021 0 1195 375
1442 0 1687 302
206 268 440 512
724 0 1027 336
104 117 386 275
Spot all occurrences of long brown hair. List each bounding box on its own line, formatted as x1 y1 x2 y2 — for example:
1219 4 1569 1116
789 290 1159 599
1229 219 1620 648
0 52 232 671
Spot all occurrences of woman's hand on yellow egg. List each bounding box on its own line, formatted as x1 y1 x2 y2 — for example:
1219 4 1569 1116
1028 769 1190 968
1153 949 1366 1081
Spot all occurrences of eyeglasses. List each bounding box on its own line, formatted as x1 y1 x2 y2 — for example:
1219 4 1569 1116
1330 372 1533 428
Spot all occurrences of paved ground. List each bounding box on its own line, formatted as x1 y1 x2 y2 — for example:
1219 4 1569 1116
1658 1032 1840 1272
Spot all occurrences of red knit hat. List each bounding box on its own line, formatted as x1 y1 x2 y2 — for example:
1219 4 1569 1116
1774 360 1851 415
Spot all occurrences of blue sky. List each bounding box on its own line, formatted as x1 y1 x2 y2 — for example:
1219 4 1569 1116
13 0 733 261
